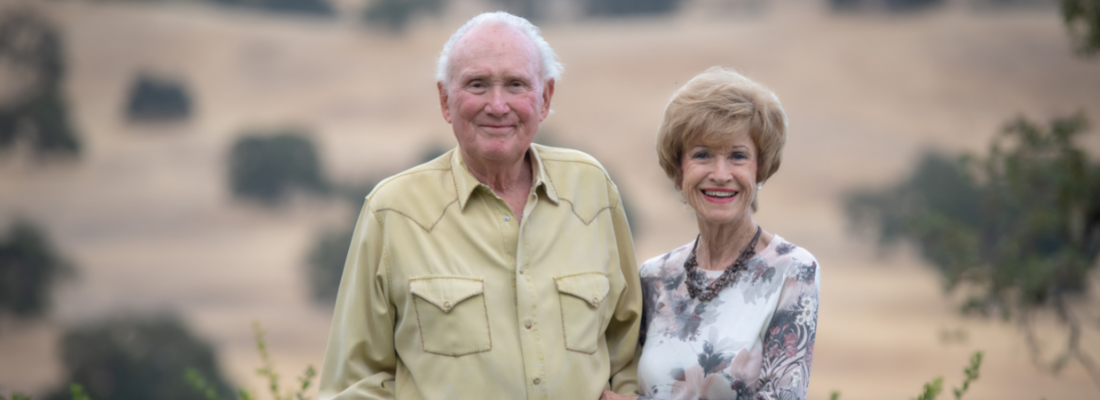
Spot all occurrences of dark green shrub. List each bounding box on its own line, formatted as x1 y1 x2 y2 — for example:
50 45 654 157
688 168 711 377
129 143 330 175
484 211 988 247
213 0 336 17
42 315 234 400
306 222 355 305
0 220 73 325
828 0 944 12
363 0 444 33
0 8 80 157
584 0 682 17
228 131 328 204
490 0 542 21
125 75 192 122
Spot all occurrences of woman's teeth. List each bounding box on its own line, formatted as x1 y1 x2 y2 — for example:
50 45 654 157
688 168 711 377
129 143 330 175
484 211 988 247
703 190 735 198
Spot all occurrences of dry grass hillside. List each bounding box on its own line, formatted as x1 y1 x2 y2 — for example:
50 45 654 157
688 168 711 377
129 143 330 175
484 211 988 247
1 0 1099 399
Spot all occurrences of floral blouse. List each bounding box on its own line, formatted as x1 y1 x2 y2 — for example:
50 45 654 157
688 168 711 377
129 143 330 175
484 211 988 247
636 235 820 400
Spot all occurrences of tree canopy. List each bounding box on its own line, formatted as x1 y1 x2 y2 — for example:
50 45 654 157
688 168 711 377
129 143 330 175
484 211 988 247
0 220 72 325
1062 0 1100 57
228 131 328 204
0 8 80 157
44 315 235 400
845 114 1100 384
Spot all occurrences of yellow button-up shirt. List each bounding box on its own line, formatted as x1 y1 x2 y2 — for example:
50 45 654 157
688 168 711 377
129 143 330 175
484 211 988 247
319 144 642 400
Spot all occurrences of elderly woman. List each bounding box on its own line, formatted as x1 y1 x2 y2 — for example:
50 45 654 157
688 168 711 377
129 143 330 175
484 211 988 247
605 67 820 400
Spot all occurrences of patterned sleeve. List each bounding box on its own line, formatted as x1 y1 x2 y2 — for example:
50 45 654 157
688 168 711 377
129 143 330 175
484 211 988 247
755 257 820 400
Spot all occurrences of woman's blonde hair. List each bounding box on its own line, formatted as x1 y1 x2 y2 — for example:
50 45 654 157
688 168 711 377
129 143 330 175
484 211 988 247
656 67 787 196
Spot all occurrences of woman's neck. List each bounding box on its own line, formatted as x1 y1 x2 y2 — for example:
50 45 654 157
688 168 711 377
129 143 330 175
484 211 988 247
695 217 772 271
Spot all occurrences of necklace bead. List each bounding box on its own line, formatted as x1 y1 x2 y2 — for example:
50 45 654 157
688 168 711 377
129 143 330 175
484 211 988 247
683 226 762 302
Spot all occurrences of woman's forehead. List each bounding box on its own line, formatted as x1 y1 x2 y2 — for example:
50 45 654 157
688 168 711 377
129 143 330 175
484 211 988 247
686 128 755 150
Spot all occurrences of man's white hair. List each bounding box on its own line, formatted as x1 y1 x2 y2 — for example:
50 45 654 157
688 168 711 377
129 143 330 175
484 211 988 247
436 11 563 87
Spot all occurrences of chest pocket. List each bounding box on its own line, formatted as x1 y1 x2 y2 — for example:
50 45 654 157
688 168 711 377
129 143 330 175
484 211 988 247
409 277 491 357
555 272 610 354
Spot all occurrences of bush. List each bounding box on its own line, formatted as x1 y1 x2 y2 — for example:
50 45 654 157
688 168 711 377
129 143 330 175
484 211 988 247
42 315 235 400
213 0 336 18
363 0 444 33
228 131 328 204
0 220 73 325
125 75 193 122
0 8 80 157
584 0 682 17
828 0 944 12
306 222 355 305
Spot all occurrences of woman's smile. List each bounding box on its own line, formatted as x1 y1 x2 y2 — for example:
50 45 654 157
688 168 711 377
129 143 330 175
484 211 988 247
701 188 737 203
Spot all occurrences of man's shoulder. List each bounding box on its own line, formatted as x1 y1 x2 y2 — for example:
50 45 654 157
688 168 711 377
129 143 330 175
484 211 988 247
365 150 457 222
536 144 609 177
535 144 617 201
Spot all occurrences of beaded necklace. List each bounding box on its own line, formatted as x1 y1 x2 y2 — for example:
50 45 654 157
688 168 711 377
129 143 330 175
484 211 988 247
683 225 762 302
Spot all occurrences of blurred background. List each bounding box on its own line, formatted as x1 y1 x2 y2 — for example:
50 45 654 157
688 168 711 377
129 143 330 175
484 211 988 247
0 0 1098 399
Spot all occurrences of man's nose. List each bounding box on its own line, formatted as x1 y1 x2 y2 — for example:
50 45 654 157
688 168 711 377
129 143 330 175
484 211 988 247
485 86 510 116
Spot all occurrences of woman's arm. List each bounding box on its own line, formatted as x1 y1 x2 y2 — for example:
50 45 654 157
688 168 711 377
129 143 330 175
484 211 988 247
755 260 820 400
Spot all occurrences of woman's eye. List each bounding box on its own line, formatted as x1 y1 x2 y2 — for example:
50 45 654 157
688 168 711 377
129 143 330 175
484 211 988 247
692 151 709 159
732 152 749 160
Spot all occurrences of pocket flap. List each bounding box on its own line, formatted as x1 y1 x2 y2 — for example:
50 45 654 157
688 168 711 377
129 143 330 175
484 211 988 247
409 277 484 313
555 273 610 308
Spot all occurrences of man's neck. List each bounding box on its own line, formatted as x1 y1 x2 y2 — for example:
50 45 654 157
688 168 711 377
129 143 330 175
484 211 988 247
462 149 534 223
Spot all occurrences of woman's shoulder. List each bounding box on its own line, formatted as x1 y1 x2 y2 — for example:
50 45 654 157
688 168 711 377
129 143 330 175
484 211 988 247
766 235 821 283
770 236 817 263
639 240 695 277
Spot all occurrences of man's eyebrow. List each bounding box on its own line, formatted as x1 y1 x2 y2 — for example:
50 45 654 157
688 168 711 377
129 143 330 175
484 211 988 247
462 72 489 81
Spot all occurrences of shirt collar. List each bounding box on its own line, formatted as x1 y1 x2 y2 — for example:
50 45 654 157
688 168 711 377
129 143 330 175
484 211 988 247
451 144 559 210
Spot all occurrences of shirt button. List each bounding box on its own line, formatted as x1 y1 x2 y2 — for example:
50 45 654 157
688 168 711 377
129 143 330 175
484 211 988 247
443 301 452 309
533 378 540 385
503 215 510 222
524 321 532 329
592 297 600 306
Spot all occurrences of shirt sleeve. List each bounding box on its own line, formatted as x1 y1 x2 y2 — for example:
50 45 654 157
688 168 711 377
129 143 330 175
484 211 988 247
755 258 820 400
319 199 398 400
606 186 643 396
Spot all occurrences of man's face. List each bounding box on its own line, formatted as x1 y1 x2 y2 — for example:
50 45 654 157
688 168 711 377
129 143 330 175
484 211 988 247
438 23 553 166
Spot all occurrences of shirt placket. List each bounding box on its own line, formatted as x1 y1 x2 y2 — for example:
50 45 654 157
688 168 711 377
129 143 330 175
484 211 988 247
514 190 548 400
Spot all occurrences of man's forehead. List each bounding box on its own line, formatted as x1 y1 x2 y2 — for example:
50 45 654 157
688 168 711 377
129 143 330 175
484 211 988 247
449 23 539 75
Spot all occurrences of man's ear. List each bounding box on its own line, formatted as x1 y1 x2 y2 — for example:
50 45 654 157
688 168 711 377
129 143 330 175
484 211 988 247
539 78 555 121
438 81 452 123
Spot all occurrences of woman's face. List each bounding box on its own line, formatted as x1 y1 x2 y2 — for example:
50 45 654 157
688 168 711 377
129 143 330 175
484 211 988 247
679 129 758 228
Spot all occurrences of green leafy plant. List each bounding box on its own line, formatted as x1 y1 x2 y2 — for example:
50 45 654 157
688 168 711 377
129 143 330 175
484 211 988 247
0 387 32 400
66 385 89 400
912 377 943 400
185 322 317 400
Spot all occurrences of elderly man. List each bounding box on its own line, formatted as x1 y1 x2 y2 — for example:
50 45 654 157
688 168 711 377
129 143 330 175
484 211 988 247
318 11 642 400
